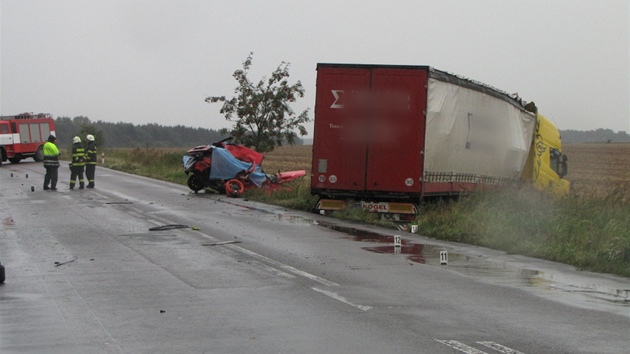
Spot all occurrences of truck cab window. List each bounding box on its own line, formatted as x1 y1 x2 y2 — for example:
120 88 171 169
549 147 568 178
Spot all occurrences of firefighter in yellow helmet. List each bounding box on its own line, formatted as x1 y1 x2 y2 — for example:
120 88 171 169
69 136 86 189
85 134 97 188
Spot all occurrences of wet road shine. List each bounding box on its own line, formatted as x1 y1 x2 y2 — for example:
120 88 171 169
1 162 629 353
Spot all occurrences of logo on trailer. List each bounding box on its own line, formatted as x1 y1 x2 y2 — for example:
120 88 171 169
330 90 344 109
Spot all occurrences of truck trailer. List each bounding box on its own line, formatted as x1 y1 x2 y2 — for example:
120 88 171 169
0 113 56 166
310 64 569 214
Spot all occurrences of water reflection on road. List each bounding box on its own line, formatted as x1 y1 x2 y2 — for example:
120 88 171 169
313 221 630 315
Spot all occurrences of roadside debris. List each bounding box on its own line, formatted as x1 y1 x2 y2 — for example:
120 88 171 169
54 256 78 267
202 241 242 246
149 224 190 231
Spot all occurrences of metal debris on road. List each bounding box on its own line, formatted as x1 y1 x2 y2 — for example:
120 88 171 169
149 224 190 231
54 257 78 267
201 241 242 246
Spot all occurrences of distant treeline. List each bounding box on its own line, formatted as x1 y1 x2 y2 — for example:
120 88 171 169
55 116 305 148
560 129 630 144
54 116 624 147
55 116 227 148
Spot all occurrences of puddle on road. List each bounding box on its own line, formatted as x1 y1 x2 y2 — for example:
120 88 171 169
317 222 630 311
275 214 319 225
364 244 429 263
175 203 630 310
319 223 400 244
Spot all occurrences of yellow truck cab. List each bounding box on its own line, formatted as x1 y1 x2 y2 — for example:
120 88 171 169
522 114 570 197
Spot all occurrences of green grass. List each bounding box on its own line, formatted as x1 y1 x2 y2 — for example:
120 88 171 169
412 185 630 277
101 148 188 185
244 178 319 211
98 147 630 278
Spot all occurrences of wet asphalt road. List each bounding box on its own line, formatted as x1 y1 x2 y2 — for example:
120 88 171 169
1 161 629 354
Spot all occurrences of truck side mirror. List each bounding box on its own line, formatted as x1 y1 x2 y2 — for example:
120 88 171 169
559 154 568 178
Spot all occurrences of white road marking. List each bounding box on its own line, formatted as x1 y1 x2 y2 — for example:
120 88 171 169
312 287 372 311
233 246 339 287
245 260 296 279
105 192 338 287
477 341 524 354
435 340 489 354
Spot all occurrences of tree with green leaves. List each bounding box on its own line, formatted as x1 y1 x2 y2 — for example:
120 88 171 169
80 123 105 147
205 53 310 152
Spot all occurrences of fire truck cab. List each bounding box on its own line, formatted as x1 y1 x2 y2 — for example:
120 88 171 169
0 112 56 166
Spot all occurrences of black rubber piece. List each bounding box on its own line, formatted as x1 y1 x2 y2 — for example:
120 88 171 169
0 263 5 284
149 224 190 231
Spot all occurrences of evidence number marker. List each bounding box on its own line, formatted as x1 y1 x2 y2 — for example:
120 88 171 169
440 251 448 265
394 235 402 247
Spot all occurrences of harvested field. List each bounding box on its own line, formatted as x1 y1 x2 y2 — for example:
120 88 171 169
563 143 630 196
261 144 313 173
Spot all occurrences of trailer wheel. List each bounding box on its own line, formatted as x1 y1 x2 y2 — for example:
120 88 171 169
225 179 245 198
9 157 21 164
187 174 204 192
33 146 44 162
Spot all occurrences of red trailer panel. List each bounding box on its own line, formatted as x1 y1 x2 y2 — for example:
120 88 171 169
311 66 372 193
365 68 427 194
311 64 428 199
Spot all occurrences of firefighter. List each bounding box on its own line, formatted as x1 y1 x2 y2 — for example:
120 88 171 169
85 134 97 188
43 134 60 190
69 136 86 189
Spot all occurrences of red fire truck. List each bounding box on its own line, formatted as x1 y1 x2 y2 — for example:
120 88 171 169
0 112 56 166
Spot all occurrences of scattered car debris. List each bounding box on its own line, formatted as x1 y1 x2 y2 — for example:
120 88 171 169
149 224 190 231
0 262 5 283
54 257 78 267
201 241 242 246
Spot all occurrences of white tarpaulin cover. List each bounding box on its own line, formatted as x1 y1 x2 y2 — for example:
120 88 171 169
424 78 535 184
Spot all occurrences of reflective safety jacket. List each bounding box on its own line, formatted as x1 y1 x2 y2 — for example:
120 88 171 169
70 143 86 167
86 141 97 165
43 141 60 167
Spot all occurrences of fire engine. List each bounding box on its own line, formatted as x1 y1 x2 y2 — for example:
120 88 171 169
0 112 56 166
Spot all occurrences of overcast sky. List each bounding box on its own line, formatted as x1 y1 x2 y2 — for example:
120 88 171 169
1 0 629 136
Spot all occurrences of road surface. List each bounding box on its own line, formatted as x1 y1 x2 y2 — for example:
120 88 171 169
1 161 629 353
